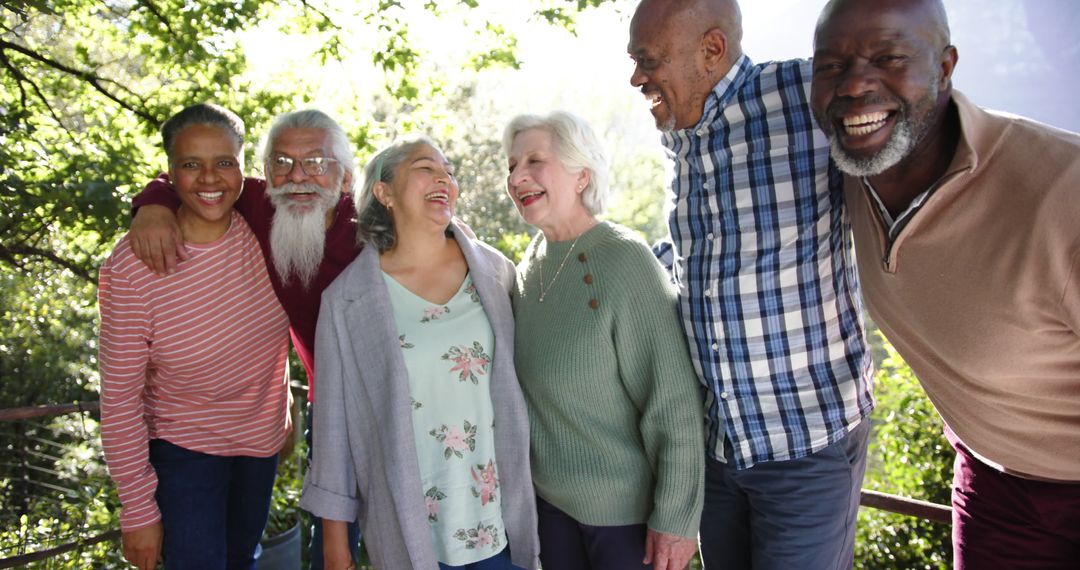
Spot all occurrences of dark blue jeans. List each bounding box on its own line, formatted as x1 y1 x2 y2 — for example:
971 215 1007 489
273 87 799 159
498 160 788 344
536 496 652 570
699 418 871 570
439 546 522 570
148 439 278 570
306 404 361 569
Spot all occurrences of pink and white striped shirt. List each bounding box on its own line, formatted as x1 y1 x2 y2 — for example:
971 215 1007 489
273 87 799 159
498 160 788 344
98 211 291 531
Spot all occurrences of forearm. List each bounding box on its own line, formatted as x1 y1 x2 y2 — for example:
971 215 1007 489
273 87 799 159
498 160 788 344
321 519 356 569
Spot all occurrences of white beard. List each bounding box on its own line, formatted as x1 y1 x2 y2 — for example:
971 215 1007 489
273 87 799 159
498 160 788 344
266 181 340 289
828 117 914 177
827 76 941 178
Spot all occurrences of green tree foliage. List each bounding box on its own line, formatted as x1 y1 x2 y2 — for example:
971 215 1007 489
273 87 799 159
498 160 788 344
856 334 953 569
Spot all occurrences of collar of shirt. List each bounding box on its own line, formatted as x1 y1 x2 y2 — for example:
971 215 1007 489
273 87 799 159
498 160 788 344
661 55 753 152
861 177 937 243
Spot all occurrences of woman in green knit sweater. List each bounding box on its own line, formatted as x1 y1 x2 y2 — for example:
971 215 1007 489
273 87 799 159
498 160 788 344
502 111 705 570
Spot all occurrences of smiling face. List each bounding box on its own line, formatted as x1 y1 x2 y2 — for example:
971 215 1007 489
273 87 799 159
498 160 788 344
377 143 458 232
810 0 956 177
628 1 715 132
265 127 350 224
169 124 244 238
506 128 590 236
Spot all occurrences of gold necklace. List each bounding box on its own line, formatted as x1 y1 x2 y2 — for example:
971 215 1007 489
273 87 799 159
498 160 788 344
537 234 581 303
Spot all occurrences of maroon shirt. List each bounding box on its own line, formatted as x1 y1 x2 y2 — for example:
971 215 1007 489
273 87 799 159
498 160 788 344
134 174 363 401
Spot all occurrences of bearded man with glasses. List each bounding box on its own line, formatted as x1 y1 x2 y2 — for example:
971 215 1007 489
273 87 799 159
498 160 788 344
128 109 364 569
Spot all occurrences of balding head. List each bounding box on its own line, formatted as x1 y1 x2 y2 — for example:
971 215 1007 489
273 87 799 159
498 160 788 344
628 0 745 131
633 0 744 63
816 0 950 52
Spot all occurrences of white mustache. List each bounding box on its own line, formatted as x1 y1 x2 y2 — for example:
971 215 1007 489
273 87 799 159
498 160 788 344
267 181 334 199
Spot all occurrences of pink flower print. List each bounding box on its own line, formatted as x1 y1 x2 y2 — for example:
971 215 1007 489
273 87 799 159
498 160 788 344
424 486 446 522
470 459 500 506
441 341 492 384
475 527 493 549
443 426 468 453
420 305 450 323
429 421 478 459
453 523 502 551
465 282 481 303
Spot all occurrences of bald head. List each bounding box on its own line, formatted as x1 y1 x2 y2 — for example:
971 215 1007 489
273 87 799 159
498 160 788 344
628 0 745 131
633 0 744 63
816 0 950 52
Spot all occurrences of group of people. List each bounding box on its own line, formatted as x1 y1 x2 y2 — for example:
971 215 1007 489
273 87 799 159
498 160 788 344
97 0 1079 569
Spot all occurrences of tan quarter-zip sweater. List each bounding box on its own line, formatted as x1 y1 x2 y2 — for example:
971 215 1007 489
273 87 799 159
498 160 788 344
845 91 1080 482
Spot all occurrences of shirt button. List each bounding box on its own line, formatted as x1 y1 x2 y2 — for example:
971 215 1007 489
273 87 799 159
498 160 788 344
703 181 713 191
706 232 715 240
588 298 600 310
583 274 594 284
720 391 729 399
704 289 713 297
696 129 705 136
578 252 588 262
711 343 719 351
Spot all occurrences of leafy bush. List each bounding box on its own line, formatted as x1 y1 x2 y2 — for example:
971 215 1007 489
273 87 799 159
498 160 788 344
855 334 953 569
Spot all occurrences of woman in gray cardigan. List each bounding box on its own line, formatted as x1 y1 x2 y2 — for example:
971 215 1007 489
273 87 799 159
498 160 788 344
300 136 539 570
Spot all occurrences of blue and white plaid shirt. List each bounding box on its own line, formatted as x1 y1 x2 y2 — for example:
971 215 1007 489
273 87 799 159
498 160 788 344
657 56 874 469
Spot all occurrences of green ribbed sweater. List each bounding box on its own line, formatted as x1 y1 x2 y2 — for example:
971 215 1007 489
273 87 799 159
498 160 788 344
511 221 705 538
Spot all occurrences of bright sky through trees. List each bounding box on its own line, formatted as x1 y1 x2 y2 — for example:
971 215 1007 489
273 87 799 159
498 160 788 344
239 0 1079 168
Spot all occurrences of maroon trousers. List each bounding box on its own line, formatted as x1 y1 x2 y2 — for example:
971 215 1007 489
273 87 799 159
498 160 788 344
951 437 1080 569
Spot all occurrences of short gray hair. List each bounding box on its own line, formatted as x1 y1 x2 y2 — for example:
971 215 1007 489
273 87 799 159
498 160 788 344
502 110 610 215
259 109 356 191
160 103 244 160
354 135 440 252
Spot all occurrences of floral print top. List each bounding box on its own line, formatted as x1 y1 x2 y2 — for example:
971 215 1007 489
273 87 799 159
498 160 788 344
383 272 507 565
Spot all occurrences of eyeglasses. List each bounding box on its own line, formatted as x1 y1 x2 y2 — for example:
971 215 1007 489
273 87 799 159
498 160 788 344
267 155 339 177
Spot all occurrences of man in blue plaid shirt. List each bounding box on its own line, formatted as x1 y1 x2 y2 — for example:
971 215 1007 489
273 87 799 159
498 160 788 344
628 0 875 568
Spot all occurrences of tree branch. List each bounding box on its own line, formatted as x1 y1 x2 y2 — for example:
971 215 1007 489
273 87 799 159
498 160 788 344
0 49 77 143
0 38 158 124
298 0 342 30
132 0 173 35
0 245 93 281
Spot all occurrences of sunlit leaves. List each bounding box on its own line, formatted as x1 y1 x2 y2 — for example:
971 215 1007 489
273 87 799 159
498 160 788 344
855 332 952 569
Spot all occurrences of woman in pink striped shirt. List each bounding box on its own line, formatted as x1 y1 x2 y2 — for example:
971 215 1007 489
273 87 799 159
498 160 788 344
98 104 291 570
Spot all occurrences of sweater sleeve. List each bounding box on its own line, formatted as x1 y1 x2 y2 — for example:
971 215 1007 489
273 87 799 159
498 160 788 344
97 258 160 532
130 173 181 215
608 240 705 538
300 289 363 522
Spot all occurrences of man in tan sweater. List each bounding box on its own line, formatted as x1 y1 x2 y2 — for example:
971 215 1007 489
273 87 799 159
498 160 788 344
810 0 1080 566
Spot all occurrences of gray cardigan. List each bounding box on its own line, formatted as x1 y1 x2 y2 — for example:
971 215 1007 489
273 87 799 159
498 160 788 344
300 229 540 570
